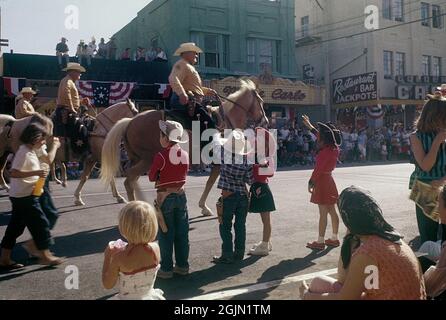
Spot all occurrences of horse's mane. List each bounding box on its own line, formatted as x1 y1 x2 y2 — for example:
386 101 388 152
224 79 257 113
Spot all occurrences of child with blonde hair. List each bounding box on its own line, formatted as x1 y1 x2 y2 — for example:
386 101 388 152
102 201 165 300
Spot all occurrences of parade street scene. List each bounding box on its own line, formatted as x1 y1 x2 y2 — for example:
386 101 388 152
0 0 446 302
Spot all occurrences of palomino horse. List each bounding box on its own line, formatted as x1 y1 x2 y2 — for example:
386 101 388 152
100 80 269 215
53 99 139 206
0 113 54 190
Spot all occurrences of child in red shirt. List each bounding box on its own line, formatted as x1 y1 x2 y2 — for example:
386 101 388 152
248 127 277 256
148 120 190 279
302 115 342 251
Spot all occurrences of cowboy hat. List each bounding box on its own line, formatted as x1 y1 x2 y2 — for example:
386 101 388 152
437 84 446 91
159 120 189 144
20 87 37 95
317 122 342 147
217 129 253 156
174 42 203 56
63 62 86 73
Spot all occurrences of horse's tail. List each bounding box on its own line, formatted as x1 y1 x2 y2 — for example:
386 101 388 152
100 118 132 186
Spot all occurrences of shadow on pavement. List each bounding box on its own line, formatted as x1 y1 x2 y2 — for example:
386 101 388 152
58 203 121 214
229 248 335 300
52 226 120 259
155 255 262 300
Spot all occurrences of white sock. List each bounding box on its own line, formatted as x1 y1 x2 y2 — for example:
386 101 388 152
318 236 325 244
331 234 339 241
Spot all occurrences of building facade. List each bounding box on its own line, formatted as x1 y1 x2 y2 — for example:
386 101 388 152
113 0 297 79
295 0 446 129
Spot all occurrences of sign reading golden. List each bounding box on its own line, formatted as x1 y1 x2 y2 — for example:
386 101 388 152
211 76 325 106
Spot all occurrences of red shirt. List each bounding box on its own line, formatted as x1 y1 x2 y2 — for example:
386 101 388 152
148 144 189 189
310 146 339 183
253 159 275 184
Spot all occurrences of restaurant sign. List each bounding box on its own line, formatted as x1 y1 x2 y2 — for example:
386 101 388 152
332 72 378 105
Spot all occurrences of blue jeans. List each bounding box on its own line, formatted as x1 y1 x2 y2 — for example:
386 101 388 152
157 193 189 272
40 177 58 230
219 192 249 259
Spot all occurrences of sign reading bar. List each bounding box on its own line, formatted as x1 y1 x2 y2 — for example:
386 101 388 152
333 72 378 105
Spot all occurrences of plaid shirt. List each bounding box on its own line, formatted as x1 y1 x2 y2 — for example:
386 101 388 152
217 151 253 195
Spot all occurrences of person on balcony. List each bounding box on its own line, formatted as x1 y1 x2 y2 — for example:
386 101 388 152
56 37 70 68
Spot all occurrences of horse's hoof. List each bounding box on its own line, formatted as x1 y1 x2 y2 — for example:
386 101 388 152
62 182 68 188
55 179 62 185
117 197 127 204
0 185 10 192
75 199 85 206
201 207 214 217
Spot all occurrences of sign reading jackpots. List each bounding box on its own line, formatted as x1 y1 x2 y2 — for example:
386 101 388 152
333 72 378 105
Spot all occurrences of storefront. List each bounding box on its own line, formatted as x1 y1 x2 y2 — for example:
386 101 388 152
210 75 326 128
333 72 431 130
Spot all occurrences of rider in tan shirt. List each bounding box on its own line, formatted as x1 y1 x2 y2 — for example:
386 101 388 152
15 88 36 119
54 63 86 137
168 43 216 130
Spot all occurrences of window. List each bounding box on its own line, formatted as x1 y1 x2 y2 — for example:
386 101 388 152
301 16 309 38
384 51 393 78
383 0 392 19
433 57 442 77
247 39 256 73
421 3 430 27
432 5 443 29
190 32 228 69
395 52 405 76
383 0 404 21
246 38 280 73
393 0 404 21
422 55 431 76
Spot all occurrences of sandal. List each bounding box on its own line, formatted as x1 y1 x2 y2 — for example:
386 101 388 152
0 262 25 271
325 239 341 247
306 241 326 251
39 257 65 267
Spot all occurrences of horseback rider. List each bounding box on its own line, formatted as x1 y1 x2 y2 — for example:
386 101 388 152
15 87 37 119
55 62 93 155
168 42 217 132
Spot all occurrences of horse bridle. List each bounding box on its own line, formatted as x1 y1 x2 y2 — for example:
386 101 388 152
94 101 138 135
216 91 264 129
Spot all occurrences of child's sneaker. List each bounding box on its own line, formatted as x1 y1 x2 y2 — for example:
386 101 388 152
173 266 190 276
248 242 270 256
157 270 173 279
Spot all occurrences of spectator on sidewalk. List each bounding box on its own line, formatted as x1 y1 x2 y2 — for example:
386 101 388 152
108 38 118 60
87 38 97 59
155 47 168 62
301 186 426 300
76 40 91 66
121 48 131 61
97 38 108 59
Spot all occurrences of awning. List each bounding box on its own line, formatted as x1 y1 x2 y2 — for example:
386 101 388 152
333 99 425 109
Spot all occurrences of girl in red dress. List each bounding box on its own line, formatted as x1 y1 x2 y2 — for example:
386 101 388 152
302 115 342 251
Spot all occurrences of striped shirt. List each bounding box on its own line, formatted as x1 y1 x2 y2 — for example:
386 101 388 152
217 151 253 194
409 131 446 188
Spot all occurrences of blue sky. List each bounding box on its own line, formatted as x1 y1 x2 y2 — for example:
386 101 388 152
1 0 150 55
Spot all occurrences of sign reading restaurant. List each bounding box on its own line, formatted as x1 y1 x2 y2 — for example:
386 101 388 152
332 72 378 105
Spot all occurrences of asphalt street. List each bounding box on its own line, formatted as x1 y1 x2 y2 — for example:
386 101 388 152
0 163 420 300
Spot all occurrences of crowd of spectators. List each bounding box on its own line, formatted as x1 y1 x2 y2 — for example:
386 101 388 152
55 37 167 68
275 121 413 167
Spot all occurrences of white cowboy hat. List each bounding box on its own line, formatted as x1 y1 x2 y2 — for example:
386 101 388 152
217 129 253 156
63 62 86 73
159 120 189 144
174 42 203 56
437 84 446 91
20 87 36 95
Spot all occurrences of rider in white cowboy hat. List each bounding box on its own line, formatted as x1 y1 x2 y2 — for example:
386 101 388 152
168 42 217 131
437 84 446 97
15 87 37 119
55 62 89 138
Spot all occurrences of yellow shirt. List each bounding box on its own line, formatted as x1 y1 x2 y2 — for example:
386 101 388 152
57 76 80 110
15 99 35 119
168 59 211 98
